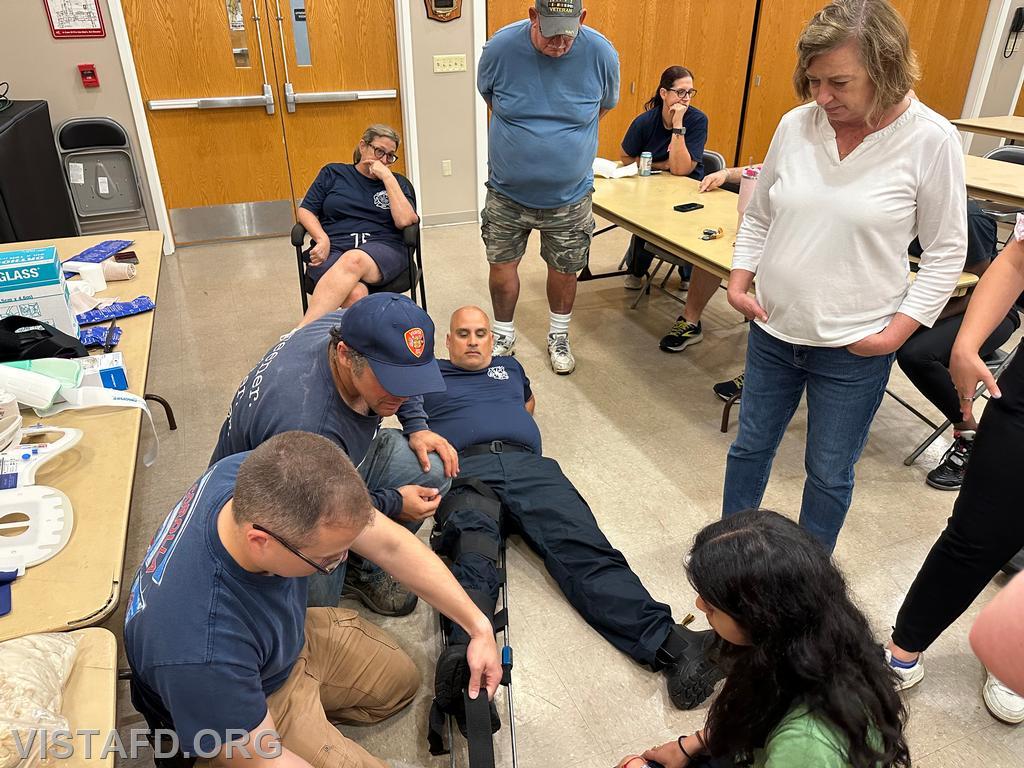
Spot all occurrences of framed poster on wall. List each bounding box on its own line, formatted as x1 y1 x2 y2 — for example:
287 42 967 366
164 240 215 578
43 0 106 39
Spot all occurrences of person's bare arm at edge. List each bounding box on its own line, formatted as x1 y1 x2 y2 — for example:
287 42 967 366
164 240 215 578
353 512 502 699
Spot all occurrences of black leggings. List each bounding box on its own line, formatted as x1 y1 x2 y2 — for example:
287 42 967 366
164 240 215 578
895 310 1019 424
892 349 1024 652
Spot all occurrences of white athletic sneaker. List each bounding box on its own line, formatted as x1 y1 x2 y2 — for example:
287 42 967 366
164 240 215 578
492 331 516 357
885 648 925 690
983 673 1024 724
548 332 576 375
624 274 644 290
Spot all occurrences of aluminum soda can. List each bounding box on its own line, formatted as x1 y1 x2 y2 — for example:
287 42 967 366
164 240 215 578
639 152 653 176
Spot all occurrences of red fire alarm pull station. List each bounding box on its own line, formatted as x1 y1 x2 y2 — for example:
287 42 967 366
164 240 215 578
78 64 99 88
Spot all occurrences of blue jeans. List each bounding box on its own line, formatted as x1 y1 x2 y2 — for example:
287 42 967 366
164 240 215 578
306 428 451 607
722 323 894 553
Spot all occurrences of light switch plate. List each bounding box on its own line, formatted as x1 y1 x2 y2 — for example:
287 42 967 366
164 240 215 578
433 54 467 73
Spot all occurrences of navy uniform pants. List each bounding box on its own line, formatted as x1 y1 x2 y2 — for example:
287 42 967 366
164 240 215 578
444 449 675 667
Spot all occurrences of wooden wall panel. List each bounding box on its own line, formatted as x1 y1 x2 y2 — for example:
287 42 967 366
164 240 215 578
739 0 988 165
639 0 757 163
892 0 988 120
485 1 756 163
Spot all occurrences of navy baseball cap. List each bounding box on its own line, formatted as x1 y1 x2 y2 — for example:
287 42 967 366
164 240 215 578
336 293 445 397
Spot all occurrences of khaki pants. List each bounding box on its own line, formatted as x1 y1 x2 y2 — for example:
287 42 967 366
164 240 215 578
267 607 419 768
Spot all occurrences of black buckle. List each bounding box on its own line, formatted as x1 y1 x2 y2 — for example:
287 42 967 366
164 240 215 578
489 440 503 454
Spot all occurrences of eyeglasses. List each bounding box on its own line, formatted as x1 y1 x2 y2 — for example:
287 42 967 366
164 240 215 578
667 88 698 99
252 523 348 575
368 143 399 164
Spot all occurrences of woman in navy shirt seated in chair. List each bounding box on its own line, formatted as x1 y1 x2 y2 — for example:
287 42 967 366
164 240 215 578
297 124 418 326
619 66 722 355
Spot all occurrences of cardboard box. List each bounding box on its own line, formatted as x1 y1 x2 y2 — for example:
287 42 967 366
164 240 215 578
0 246 78 337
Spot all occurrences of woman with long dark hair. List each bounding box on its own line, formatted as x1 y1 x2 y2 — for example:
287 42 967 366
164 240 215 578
617 509 910 768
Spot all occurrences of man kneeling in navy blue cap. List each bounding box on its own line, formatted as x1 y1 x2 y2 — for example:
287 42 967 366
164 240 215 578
423 306 722 712
210 293 458 616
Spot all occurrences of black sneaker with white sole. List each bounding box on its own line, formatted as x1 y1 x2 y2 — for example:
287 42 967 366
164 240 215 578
659 319 703 353
713 372 744 402
926 432 974 490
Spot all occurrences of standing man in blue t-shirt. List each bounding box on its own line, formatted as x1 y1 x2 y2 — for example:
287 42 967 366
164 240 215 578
125 431 500 768
478 1 619 375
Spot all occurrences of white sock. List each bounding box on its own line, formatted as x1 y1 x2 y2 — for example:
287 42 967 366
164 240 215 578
492 319 515 338
549 311 572 337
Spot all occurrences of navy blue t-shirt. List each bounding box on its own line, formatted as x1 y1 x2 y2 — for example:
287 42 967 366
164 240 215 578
300 163 417 254
909 198 995 267
422 358 541 454
209 310 428 519
621 105 708 180
124 454 306 757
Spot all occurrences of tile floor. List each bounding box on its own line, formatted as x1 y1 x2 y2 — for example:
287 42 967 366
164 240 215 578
104 219 1022 767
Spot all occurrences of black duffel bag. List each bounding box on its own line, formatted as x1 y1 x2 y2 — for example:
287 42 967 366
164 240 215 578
0 316 87 362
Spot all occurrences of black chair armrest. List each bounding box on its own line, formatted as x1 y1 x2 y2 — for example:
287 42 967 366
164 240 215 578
290 222 308 248
403 223 420 249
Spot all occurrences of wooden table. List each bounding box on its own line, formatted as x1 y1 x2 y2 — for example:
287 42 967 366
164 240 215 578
63 627 118 768
0 231 163 642
592 174 978 296
952 115 1024 143
593 174 737 281
965 153 1024 208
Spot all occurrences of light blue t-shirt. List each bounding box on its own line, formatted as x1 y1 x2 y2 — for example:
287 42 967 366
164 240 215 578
478 21 619 209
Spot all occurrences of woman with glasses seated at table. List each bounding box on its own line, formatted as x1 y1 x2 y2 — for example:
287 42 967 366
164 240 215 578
619 66 723 356
297 124 419 326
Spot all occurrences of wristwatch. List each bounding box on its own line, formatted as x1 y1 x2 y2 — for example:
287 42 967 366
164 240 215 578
672 127 686 136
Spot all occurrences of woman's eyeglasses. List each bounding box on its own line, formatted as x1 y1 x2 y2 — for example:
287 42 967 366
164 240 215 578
368 144 399 164
252 523 348 575
667 88 698 99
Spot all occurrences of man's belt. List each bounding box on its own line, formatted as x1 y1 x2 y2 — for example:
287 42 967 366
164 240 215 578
459 440 532 459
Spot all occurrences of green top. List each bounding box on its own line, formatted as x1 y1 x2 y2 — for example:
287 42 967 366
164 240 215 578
751 706 860 768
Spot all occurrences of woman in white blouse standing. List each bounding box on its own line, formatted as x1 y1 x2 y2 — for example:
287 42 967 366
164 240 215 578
723 0 967 554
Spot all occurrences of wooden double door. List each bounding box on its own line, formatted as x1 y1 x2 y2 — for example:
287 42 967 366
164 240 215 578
123 0 406 244
487 0 988 166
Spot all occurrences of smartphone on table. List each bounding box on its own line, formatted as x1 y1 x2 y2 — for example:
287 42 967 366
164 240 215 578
673 203 704 213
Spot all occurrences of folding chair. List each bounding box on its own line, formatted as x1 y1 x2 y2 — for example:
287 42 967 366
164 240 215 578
892 338 1021 466
290 222 426 313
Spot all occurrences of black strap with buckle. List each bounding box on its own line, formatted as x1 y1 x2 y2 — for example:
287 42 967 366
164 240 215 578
459 440 532 459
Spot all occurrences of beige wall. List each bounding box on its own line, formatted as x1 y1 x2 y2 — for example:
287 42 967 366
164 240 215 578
0 0 156 225
409 1 481 226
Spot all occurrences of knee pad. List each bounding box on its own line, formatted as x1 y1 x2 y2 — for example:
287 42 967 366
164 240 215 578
431 478 504 564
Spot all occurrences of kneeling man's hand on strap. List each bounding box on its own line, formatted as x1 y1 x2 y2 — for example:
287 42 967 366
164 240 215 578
397 484 441 522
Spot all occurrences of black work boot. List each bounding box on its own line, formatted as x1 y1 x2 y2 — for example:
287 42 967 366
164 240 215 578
342 568 417 616
657 624 725 710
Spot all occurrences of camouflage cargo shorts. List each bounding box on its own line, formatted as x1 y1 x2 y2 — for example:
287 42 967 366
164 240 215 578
480 188 595 274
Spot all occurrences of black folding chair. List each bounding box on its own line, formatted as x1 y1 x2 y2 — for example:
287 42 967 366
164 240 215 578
290 223 426 312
